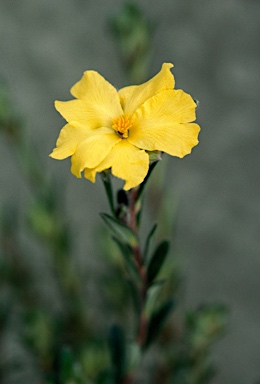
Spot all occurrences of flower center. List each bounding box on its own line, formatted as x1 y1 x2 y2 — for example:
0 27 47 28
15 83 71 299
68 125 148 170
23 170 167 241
112 115 132 139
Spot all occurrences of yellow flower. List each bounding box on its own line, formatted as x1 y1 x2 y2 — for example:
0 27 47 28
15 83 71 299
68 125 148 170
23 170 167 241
50 63 200 190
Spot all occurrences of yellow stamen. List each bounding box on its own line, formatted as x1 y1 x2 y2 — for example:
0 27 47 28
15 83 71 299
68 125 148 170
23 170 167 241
112 115 133 139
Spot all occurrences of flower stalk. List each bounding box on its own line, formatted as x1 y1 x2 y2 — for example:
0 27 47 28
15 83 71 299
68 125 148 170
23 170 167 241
127 188 148 349
101 165 163 382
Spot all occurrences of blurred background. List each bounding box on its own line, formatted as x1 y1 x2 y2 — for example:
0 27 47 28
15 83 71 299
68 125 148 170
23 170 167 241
0 0 259 383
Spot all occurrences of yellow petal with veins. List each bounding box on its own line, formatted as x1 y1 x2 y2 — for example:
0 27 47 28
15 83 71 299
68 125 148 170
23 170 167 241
71 127 120 177
55 70 123 129
50 123 88 159
129 89 200 157
55 97 122 130
118 63 174 116
84 140 149 190
70 70 118 104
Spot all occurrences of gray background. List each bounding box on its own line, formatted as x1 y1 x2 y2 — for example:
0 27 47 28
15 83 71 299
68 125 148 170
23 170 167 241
0 0 259 383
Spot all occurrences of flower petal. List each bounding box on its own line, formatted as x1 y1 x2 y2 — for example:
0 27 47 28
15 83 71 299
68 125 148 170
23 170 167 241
50 123 88 160
70 70 123 122
55 96 122 130
55 71 123 129
71 127 120 177
133 89 197 124
71 70 116 102
84 140 149 190
118 63 174 116
129 90 200 158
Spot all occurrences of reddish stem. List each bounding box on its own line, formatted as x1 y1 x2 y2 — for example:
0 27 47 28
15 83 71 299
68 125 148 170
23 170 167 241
121 188 149 383
127 188 139 232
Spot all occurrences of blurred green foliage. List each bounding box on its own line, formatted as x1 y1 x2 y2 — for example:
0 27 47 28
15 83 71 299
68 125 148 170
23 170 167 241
109 2 155 84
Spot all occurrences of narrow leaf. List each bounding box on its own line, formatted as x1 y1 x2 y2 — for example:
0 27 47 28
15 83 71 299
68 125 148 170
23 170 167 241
111 236 140 282
136 160 159 203
135 160 160 228
145 300 175 348
147 240 170 285
100 171 115 215
144 282 165 316
100 213 138 247
143 223 157 263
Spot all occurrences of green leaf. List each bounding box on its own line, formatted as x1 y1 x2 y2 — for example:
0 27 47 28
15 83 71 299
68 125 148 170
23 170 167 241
135 161 160 228
145 300 175 348
144 282 165 316
100 213 138 247
143 223 157 263
108 325 126 382
111 236 140 282
111 236 132 259
100 171 115 215
136 160 159 203
147 240 170 285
